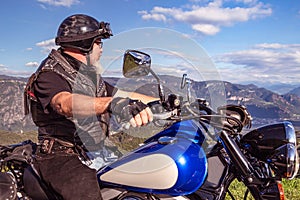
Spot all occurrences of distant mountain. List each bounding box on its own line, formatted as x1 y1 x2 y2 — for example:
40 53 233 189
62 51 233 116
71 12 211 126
263 83 300 95
237 81 300 95
1 74 300 133
223 82 300 119
0 74 28 82
288 87 300 97
186 80 300 120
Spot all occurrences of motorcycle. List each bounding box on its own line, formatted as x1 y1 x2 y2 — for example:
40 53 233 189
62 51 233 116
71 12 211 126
0 49 299 200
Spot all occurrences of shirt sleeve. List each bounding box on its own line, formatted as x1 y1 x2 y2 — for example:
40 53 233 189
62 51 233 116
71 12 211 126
34 71 72 112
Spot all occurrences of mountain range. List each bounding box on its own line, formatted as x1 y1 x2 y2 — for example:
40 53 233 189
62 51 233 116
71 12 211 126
289 87 300 97
0 74 300 133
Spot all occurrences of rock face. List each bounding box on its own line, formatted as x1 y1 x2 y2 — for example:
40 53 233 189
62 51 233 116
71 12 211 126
204 81 300 120
0 79 36 132
1 75 300 133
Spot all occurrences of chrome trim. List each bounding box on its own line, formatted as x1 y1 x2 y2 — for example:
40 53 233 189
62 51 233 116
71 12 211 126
283 121 299 179
284 121 296 145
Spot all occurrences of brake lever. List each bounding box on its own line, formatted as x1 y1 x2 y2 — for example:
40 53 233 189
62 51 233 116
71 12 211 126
153 109 178 120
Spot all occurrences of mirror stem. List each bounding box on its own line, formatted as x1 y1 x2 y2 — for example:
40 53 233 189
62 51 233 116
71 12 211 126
149 68 165 102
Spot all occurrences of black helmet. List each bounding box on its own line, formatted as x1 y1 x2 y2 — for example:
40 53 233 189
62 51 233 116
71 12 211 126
55 14 113 52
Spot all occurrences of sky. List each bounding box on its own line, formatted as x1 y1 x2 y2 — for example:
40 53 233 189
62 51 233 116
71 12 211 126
0 0 300 94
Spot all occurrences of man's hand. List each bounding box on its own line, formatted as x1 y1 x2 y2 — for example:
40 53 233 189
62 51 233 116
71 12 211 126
129 106 153 127
110 97 153 127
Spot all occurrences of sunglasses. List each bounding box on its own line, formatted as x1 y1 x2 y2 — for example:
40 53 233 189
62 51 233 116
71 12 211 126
94 40 103 48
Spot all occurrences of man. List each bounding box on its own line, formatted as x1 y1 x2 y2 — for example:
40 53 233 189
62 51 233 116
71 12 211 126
24 14 156 199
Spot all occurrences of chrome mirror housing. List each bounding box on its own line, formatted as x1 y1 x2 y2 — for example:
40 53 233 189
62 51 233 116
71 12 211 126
123 50 151 78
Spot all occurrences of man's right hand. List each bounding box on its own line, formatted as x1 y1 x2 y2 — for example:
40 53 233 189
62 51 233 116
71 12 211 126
110 97 153 127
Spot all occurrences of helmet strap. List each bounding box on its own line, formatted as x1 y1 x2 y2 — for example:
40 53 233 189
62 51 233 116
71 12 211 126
85 51 92 67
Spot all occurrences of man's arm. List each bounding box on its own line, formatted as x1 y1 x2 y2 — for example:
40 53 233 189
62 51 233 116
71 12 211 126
51 91 153 127
51 91 112 117
114 89 160 104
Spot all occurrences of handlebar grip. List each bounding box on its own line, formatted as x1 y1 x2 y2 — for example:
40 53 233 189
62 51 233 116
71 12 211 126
152 109 178 120
115 109 177 133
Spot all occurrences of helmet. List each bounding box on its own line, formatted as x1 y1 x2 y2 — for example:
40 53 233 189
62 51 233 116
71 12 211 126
55 14 113 52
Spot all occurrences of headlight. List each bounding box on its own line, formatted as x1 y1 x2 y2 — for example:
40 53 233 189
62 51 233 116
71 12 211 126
269 143 299 179
241 121 299 179
268 122 299 179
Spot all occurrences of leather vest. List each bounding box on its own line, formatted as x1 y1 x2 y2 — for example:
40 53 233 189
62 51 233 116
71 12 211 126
24 49 110 150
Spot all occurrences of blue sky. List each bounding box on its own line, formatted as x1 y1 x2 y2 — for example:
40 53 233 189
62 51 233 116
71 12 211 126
0 0 300 93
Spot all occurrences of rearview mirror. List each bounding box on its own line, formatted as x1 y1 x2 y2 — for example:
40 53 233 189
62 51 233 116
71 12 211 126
123 50 151 78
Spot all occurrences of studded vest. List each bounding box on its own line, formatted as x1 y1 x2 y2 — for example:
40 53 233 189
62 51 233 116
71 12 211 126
24 49 110 150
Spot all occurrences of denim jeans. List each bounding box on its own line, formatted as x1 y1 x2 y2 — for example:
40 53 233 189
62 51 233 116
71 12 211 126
34 153 103 200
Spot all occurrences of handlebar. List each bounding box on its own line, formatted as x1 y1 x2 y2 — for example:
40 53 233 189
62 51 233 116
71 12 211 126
153 109 178 120
115 100 247 135
115 109 179 132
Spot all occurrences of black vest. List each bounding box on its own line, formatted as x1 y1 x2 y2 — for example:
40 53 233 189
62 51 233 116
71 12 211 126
24 49 110 150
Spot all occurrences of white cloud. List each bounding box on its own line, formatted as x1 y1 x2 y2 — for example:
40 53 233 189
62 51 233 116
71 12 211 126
0 64 33 77
254 43 286 49
25 62 39 67
235 0 257 3
214 43 300 85
215 44 300 69
192 24 220 35
37 0 80 7
36 38 57 54
138 0 272 35
138 10 167 22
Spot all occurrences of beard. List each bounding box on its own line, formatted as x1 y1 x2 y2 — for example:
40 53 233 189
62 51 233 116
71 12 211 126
94 61 104 75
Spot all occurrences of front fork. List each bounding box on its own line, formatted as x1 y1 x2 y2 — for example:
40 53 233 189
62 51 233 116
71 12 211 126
192 131 285 200
219 131 285 200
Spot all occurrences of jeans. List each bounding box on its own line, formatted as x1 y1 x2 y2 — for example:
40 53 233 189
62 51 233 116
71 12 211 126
33 153 103 200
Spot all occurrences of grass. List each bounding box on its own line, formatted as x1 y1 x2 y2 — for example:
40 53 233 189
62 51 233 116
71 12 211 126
225 179 300 200
226 179 255 200
0 130 38 145
1 130 299 199
282 179 300 200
